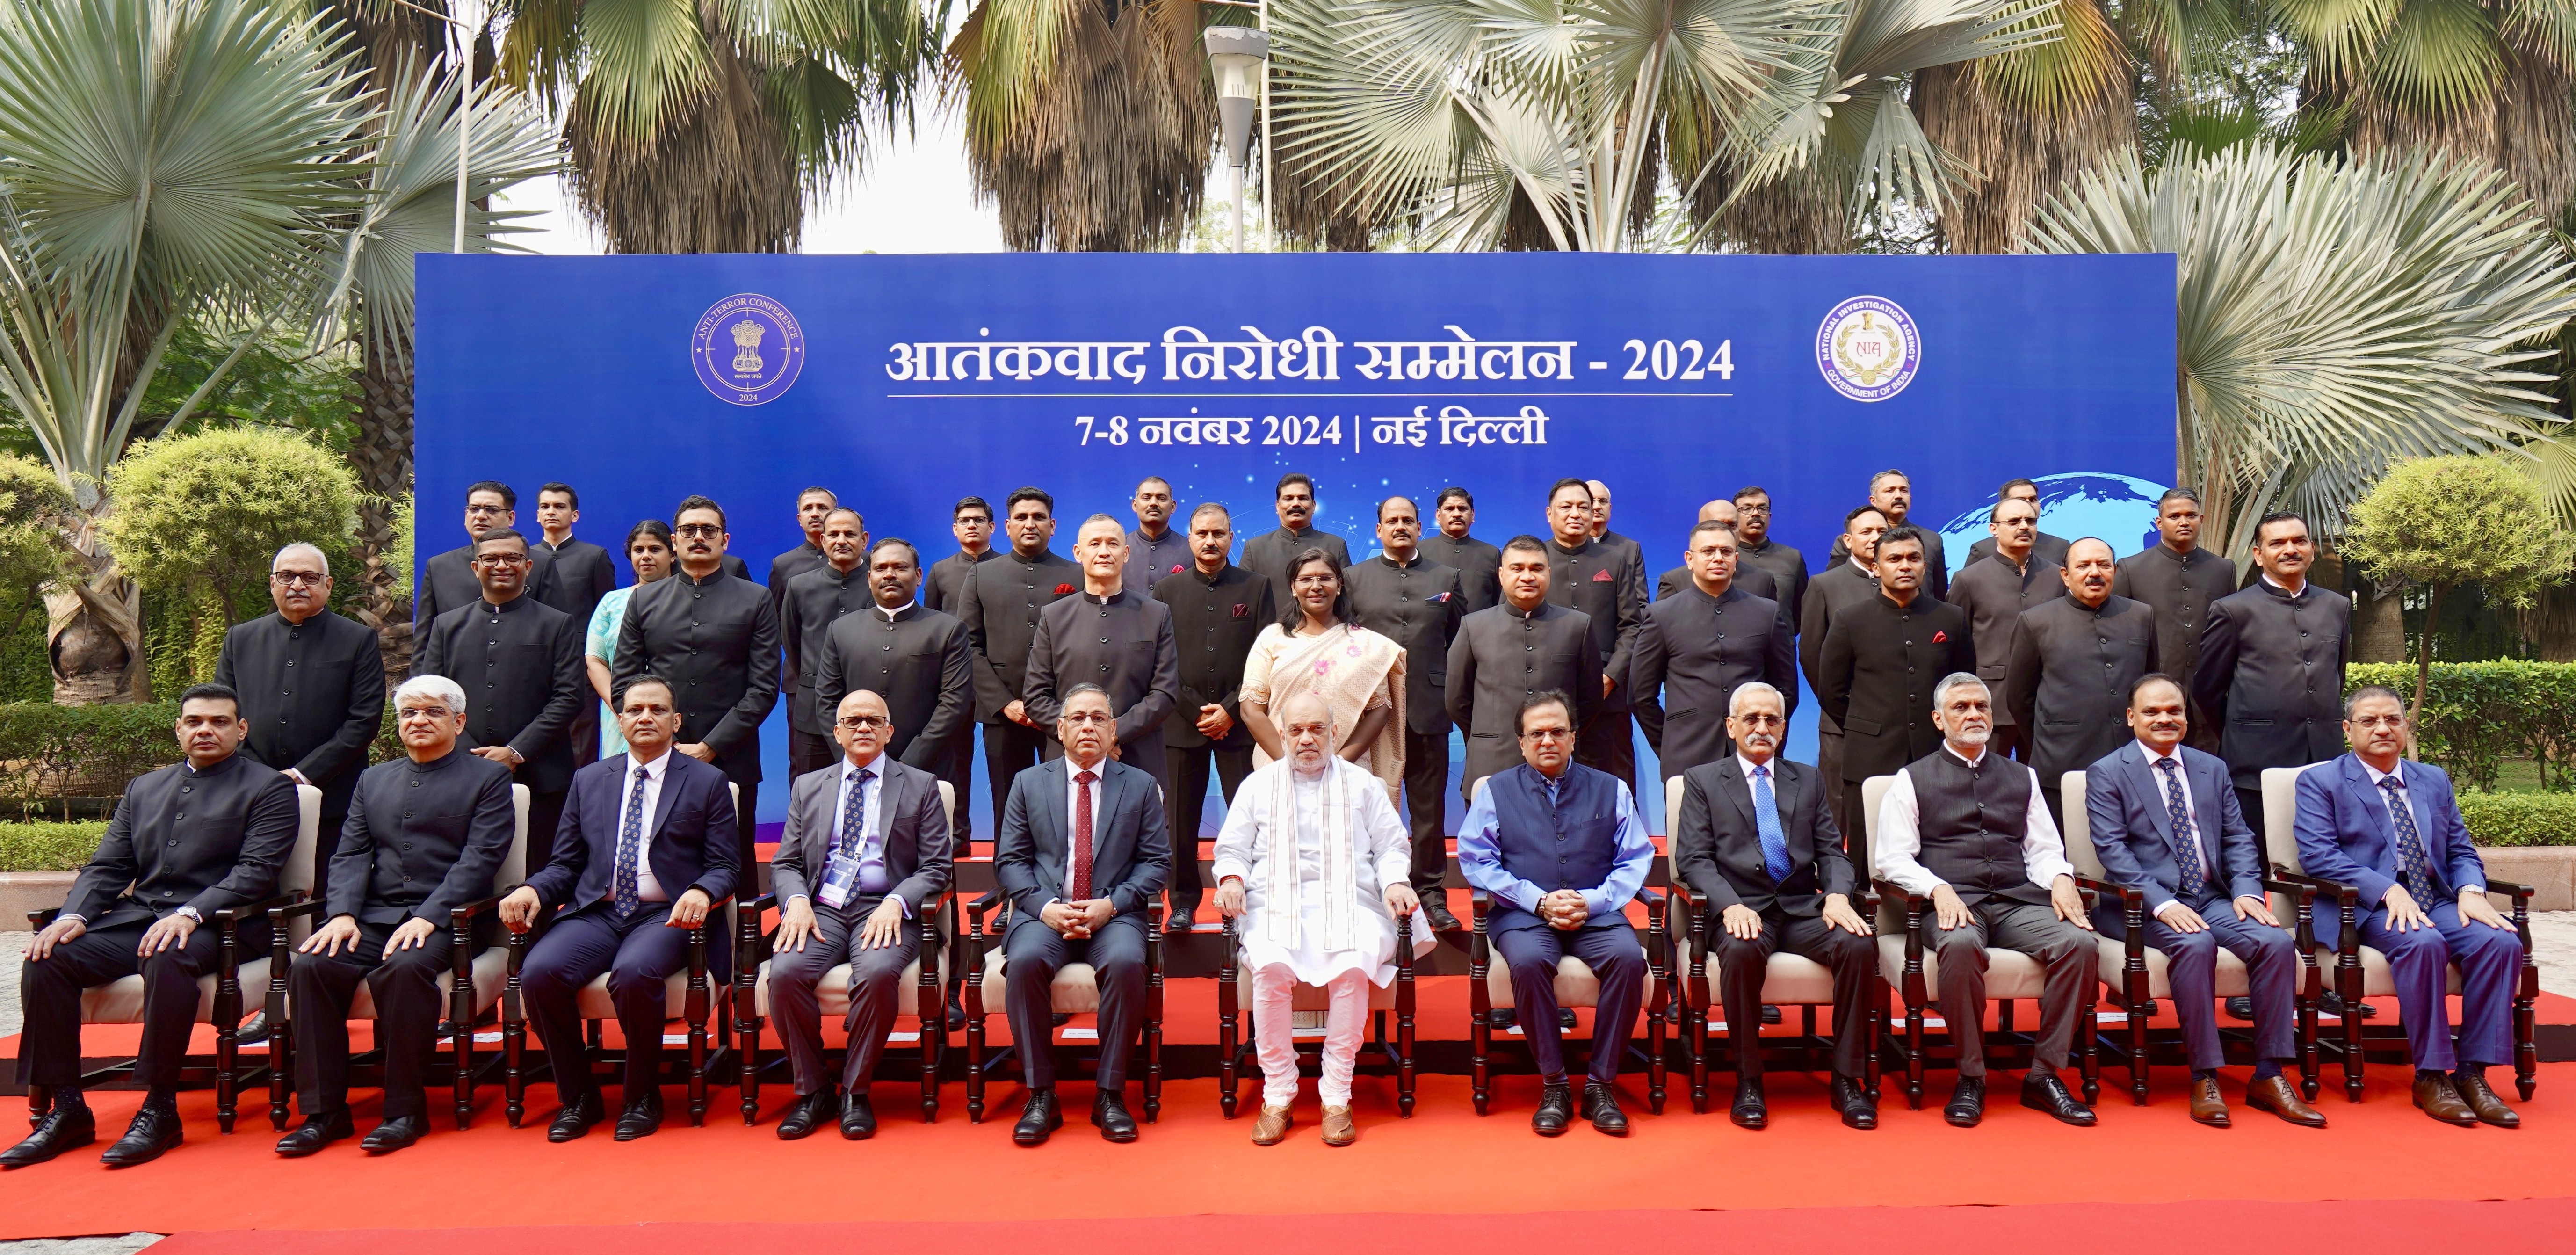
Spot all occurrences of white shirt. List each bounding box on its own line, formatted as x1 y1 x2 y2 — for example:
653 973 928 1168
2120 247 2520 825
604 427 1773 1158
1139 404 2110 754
1057 755 1110 904
2136 741 2202 914
618 747 674 902
875 602 904 622
1873 743 2073 895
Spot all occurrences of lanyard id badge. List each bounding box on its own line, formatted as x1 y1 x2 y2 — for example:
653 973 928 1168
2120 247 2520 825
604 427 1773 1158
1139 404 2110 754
818 850 863 909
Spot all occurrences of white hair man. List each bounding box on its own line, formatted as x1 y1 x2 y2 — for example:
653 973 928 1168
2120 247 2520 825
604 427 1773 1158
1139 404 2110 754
1212 691 1429 1147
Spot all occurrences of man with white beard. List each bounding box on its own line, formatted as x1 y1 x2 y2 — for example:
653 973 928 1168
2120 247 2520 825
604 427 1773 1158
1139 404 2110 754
1212 691 1429 1147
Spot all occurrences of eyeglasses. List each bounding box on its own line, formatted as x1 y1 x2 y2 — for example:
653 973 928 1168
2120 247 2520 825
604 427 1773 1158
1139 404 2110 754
471 553 528 566
837 715 890 730
269 571 327 587
673 523 723 539
1063 711 1114 726
397 705 453 720
2348 714 2406 730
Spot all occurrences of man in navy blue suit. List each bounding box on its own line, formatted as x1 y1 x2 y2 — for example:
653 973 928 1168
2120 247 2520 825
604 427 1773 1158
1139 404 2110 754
2294 686 2522 1128
499 674 741 1144
2085 674 2321 1129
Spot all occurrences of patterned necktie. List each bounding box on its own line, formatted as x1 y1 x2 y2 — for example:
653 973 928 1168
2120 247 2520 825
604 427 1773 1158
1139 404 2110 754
1071 769 1097 900
838 765 873 857
2379 774 2440 901
1751 763 1792 884
613 764 649 917
2155 757 2206 898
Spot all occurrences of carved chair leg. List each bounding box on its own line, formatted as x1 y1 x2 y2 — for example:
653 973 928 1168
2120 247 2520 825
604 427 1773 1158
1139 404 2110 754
2338 963 2364 1103
2127 992 2149 1106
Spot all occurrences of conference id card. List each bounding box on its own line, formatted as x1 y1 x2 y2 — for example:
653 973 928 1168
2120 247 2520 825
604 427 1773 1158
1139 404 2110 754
818 851 863 909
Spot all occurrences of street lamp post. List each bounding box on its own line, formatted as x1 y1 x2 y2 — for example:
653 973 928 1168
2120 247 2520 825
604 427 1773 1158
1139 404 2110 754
1203 25 1268 254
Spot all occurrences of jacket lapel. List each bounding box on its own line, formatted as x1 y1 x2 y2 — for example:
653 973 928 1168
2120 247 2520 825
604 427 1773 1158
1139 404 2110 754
1714 757 1756 828
1035 758 1068 895
2341 755 2397 866
650 755 687 838
876 764 911 876
2119 744 2177 847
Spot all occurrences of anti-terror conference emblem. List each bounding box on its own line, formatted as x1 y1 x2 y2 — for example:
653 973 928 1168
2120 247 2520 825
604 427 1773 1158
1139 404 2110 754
1816 295 1919 402
692 293 805 405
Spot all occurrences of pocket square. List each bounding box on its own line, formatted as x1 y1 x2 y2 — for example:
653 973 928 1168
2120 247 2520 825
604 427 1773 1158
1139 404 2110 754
1230 603 1252 618
1932 630 1949 643
1591 569 1613 582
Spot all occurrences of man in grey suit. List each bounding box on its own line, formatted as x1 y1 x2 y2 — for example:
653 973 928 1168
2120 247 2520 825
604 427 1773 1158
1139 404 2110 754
1799 505 1889 834
2191 511 2352 837
2008 537 2159 825
1964 479 2073 572
766 689 954 1142
1943 496 2062 761
958 488 1078 821
1447 537 1602 796
1633 520 1795 778
2111 487 2236 751
1345 496 1465 929
1022 515 1182 787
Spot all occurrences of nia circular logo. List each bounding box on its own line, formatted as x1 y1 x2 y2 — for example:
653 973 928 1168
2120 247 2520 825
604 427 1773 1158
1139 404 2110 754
1816 295 1919 403
692 293 805 406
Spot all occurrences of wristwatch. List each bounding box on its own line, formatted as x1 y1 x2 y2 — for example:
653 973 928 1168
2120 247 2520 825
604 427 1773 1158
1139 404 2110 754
174 906 203 924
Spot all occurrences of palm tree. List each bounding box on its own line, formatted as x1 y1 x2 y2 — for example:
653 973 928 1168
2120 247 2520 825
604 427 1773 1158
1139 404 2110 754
1913 0 2133 252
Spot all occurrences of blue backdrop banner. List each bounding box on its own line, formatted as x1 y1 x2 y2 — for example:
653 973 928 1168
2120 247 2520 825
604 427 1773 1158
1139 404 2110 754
416 252 2178 831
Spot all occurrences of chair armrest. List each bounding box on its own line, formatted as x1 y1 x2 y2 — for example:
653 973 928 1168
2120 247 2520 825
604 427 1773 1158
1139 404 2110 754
215 892 301 928
2482 878 2535 902
967 890 1004 935
2073 877 2141 909
1870 878 1928 906
270 898 333 925
449 887 521 924
29 907 60 929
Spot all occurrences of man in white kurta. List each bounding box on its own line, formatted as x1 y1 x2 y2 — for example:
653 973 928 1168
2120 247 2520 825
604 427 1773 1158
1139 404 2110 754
1213 692 1425 1146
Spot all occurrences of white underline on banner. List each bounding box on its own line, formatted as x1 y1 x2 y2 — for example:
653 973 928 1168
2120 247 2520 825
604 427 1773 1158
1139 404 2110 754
883 392 1738 399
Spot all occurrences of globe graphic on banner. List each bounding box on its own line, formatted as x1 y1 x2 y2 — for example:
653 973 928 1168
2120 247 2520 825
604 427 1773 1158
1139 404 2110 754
1934 472 2170 574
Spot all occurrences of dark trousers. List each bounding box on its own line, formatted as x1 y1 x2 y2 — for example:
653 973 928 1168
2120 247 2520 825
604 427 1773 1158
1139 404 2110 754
1818 728 1847 834
982 721 1050 826
1840 782 1871 886
314 808 351 904
2236 786 2270 845
1493 921 1645 1084
788 729 837 781
289 921 456 1119
1576 706 1636 792
1920 898 2095 1077
1401 727 1452 896
1711 913 1874 1079
2358 900 2522 1071
526 789 568 876
2120 900 2298 1072
1165 743 1253 912
521 903 726 1105
1003 913 1148 1090
1990 724 2025 762
17 915 268 1089
571 708 601 769
732 780 760 871
766 898 919 1095
945 735 977 849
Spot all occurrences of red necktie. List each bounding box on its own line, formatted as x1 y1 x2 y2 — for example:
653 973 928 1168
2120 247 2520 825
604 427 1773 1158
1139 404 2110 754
1071 769 1097 900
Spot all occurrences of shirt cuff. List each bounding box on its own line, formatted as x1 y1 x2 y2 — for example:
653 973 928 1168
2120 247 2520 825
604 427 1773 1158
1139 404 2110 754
2146 895 2178 917
1580 888 1614 919
57 913 84 927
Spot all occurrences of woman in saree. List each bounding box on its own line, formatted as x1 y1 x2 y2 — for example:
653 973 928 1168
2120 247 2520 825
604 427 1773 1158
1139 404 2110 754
1238 548 1406 803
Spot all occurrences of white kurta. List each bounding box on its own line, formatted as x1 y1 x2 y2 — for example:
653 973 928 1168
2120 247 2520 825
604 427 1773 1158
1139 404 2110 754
1210 756 1430 986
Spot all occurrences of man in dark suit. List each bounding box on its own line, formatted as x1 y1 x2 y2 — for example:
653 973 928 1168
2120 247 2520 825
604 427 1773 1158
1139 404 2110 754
2192 511 2351 837
7 685 299 1168
958 487 1079 826
1653 499 1780 603
414 528 585 865
1542 479 1643 790
2112 487 2236 749
2009 538 2159 824
1345 496 1465 930
216 542 383 892
614 496 781 870
1964 479 2073 571
2085 674 2318 1129
1800 506 1889 834
533 484 618 767
1447 537 1602 795
1731 486 1809 629
500 674 741 1142
1122 476 1191 595
1635 521 1795 778
924 496 998 847
1240 472 1350 593
1584 479 1645 587
769 487 842 619
2295 686 2524 1127
993 685 1172 1145
1867 470 1948 601
1457 692 1654 1136
1818 526 1974 878
812 538 974 793
765 689 954 1141
1943 496 2062 761
1671 682 1874 1130
276 674 516 1157
1022 515 1182 787
1154 504 1274 930
781 508 873 779
1425 486 1503 613
417 481 557 630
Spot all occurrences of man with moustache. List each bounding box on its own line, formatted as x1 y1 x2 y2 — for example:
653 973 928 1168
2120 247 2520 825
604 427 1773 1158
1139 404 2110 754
1424 486 1504 614
2112 488 2236 748
769 488 841 618
533 484 618 766
1800 506 1891 834
1542 479 1643 790
1655 499 1781 604
813 538 975 788
2192 512 2352 838
1965 479 2073 571
925 496 999 846
1731 486 1809 630
957 488 1079 823
2008 537 2159 825
1124 477 1191 595
1633 521 1796 777
1943 496 2062 761
1864 470 1949 601
217 543 384 894
1585 480 1646 586
417 482 557 629
414 528 586 863
1345 496 1467 931
1448 537 1602 794
1023 515 1182 789
1241 472 1351 594
1818 527 1975 880
781 508 874 778
1152 504 1274 931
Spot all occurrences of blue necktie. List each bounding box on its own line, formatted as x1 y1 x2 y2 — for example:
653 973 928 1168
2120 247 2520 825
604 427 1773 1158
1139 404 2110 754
2154 757 2206 899
2379 774 2440 902
1751 763 1792 884
613 765 648 917
838 765 874 857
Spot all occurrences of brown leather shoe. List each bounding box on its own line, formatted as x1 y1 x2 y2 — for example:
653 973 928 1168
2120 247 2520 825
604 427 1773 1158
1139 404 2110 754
2245 1075 2326 1128
1321 1105 1357 1147
2414 1073 2479 1126
2452 1073 2520 1129
2186 1076 2230 1127
1251 1105 1293 1146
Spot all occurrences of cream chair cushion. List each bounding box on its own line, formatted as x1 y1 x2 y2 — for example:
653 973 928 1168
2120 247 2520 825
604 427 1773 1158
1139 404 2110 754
340 784 534 1022
2260 765 2468 997
1483 953 1660 1010
753 949 950 1019
979 945 1107 1015
80 784 321 1026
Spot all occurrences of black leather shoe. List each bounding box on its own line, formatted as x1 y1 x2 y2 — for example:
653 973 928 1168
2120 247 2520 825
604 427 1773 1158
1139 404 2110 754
234 1011 270 1044
1582 1081 1628 1135
1051 1012 1072 1028
946 990 967 1033
1532 1080 1574 1136
2 1103 96 1168
1760 1004 1783 1025
1558 1008 1578 1029
1420 900 1461 932
1165 903 1197 936
1832 1074 1878 1130
1013 1088 1062 1146
1945 1075 1986 1127
1092 1090 1138 1142
273 1111 353 1158
776 1089 834 1140
1729 1077 1767 1130
2019 1072 2098 1126
614 1089 664 1141
361 1116 427 1154
1486 1008 1518 1031
840 1092 877 1140
548 1090 604 1142
2318 991 2375 1019
2224 996 2256 1021
100 1102 183 1167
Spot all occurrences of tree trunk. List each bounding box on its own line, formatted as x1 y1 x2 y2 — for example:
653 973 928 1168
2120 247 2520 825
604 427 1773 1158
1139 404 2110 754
2411 582 2442 730
346 335 415 685
2523 582 2576 660
44 500 150 705
2353 579 2407 662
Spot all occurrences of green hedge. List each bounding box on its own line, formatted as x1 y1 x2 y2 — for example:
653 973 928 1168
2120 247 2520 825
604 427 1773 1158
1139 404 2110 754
2458 791 2576 847
2347 662 2576 793
0 820 107 871
0 700 402 816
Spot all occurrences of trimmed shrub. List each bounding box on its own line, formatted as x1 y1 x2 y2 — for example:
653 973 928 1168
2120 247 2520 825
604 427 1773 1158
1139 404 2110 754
2347 662 2576 792
0 701 406 815
0 820 107 871
2458 791 2576 847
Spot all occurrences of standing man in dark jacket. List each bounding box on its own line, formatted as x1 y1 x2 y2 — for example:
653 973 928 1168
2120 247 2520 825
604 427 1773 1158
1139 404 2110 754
1818 527 1975 879
1023 515 1182 783
414 528 586 864
417 481 556 629
1542 479 1643 790
1799 506 1889 834
958 487 1080 822
1866 470 1949 602
2112 487 2236 749
1425 486 1504 613
614 496 782 869
768 487 841 618
1963 479 2073 571
1152 503 1274 930
1633 520 1796 777
1943 496 2062 761
924 496 998 845
1240 472 1350 593
2007 537 2159 824
1584 479 1646 590
1731 486 1809 630
533 483 618 767
217 542 384 892
1655 499 1780 603
2192 511 2352 837
813 538 974 783
1345 495 1466 930
1448 537 1602 793
1123 476 1192 595
781 508 873 779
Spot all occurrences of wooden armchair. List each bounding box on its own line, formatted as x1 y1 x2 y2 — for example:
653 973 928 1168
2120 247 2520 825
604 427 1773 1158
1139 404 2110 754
1215 909 1418 1117
961 894 1165 1125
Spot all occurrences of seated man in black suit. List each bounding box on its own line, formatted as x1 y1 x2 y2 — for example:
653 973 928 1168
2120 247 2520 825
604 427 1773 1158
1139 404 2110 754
278 674 517 1157
767 689 954 1142
992 684 1172 1146
1671 682 1876 1131
499 674 741 1144
7 684 300 1168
